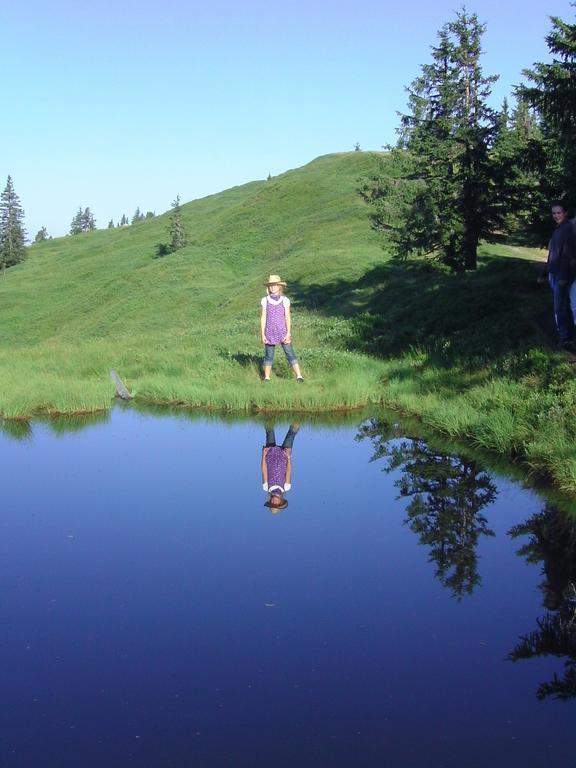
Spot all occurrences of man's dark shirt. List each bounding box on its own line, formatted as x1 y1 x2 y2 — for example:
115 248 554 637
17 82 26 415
547 218 576 282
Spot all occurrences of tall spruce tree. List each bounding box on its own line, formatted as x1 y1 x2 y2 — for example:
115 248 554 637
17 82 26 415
81 207 96 231
490 98 544 238
397 9 499 270
70 207 84 235
520 7 576 155
0 176 27 269
168 195 187 252
517 6 576 236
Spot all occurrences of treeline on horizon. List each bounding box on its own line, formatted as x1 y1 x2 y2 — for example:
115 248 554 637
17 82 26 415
0 4 574 273
68 205 157 236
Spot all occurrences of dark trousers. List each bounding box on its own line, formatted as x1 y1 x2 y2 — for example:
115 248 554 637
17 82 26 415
549 274 575 343
265 424 299 450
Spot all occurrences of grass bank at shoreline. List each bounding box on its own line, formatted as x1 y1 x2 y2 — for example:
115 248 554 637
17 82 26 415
2 153 575 492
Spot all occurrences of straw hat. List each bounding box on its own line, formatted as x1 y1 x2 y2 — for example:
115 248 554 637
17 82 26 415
263 274 287 287
264 493 288 512
264 497 289 511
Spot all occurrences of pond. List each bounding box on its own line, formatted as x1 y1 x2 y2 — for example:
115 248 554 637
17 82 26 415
0 407 574 767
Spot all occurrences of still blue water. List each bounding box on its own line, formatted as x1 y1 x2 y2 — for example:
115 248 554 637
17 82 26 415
0 408 574 767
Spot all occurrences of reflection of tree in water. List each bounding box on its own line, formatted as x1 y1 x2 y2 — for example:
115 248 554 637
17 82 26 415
358 421 497 599
508 504 576 700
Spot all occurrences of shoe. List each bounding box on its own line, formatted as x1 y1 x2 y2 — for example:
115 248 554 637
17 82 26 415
296 377 304 383
263 378 271 383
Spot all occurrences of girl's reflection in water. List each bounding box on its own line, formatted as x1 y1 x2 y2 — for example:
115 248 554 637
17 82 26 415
261 423 300 513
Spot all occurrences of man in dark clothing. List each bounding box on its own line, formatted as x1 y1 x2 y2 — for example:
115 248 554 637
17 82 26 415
546 201 576 350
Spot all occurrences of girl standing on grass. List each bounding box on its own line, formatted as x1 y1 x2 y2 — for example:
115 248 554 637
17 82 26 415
260 274 304 382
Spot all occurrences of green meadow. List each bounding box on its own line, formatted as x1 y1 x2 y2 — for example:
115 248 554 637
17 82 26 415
2 151 576 491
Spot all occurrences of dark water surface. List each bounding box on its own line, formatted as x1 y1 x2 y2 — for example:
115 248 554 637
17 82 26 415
0 408 574 767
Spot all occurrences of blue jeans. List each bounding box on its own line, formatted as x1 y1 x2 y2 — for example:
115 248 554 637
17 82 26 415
263 343 298 366
549 274 575 343
265 424 299 450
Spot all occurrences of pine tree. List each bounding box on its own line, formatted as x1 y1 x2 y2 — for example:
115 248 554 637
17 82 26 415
397 9 499 270
70 207 83 235
108 219 115 229
520 8 576 152
145 211 155 219
0 176 27 269
70 206 96 234
517 6 576 235
168 195 187 252
81 207 96 231
490 98 544 238
131 206 143 224
34 226 49 243
358 149 422 238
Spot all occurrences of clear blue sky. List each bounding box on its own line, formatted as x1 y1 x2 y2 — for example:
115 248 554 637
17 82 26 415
0 0 565 238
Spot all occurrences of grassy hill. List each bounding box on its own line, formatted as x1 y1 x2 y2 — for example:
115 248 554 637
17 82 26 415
3 151 576 493
0 152 391 416
4 154 383 344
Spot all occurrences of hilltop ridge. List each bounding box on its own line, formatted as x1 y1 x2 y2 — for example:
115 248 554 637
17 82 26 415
3 152 386 345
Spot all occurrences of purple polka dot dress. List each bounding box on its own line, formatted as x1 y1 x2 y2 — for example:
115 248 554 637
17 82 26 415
263 295 288 344
266 446 288 489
